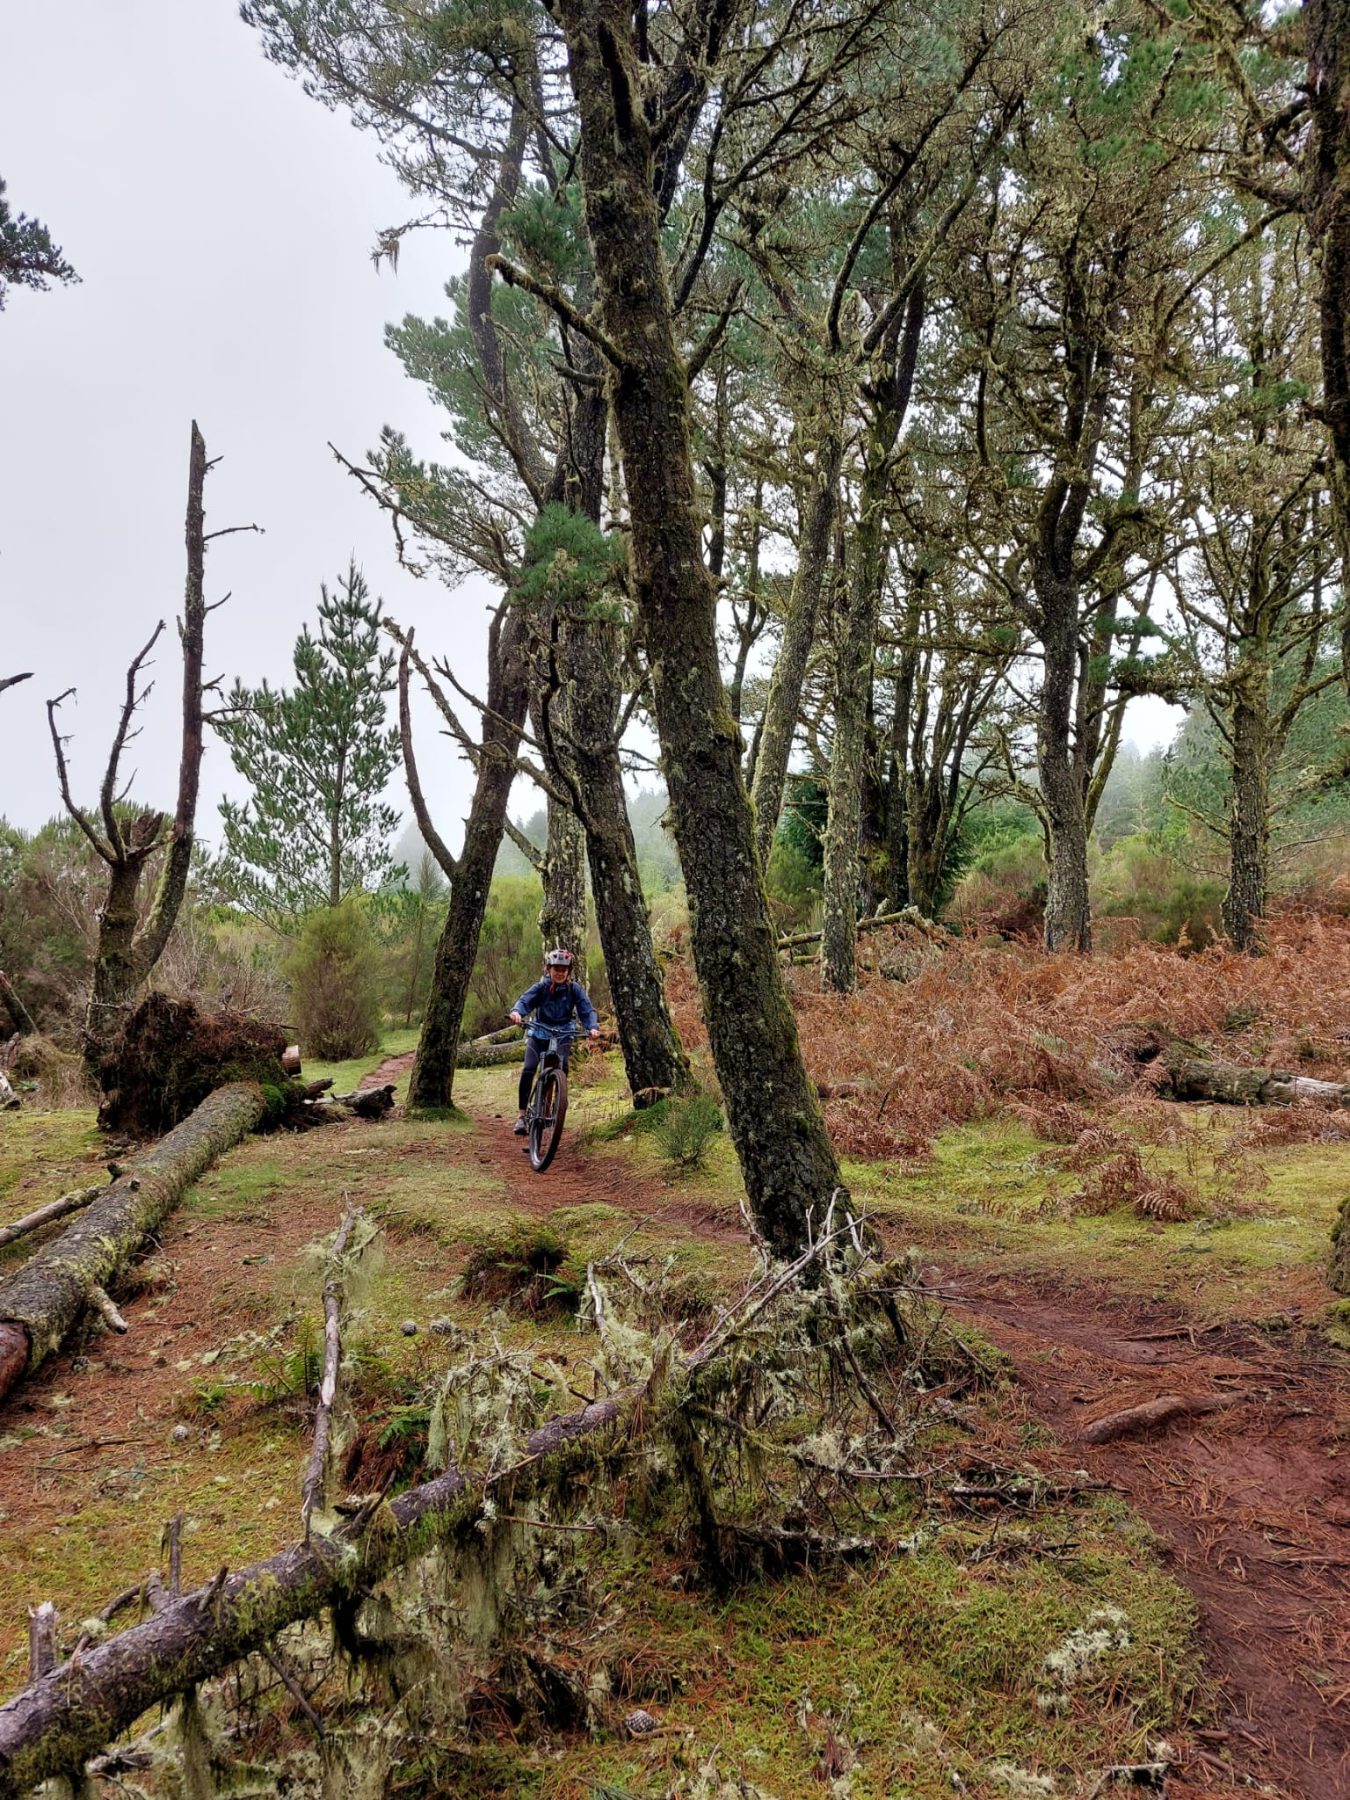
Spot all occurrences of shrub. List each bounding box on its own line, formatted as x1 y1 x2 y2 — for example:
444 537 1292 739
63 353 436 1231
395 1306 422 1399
288 901 382 1061
652 1091 724 1170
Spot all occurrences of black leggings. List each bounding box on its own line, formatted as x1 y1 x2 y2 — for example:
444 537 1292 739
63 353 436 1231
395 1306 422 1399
519 1038 570 1110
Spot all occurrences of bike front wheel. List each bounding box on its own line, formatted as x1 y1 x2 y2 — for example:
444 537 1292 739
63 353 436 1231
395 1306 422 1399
529 1066 568 1172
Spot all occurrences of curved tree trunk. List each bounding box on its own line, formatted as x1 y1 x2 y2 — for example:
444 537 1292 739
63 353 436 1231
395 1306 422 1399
558 0 843 1257
0 1082 265 1405
750 437 842 866
407 609 531 1113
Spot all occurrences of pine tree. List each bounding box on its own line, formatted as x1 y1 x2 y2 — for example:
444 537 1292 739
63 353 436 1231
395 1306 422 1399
0 176 77 310
213 563 402 926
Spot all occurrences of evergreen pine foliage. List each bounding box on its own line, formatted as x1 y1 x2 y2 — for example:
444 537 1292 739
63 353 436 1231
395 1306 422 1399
0 176 77 309
213 563 402 927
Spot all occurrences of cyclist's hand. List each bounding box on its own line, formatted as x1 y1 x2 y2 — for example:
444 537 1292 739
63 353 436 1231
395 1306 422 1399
509 1011 523 1026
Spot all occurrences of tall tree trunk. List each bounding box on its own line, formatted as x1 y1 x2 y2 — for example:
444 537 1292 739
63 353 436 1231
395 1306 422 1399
1307 0 1350 682
558 0 843 1256
1222 665 1270 951
538 795 588 965
531 364 688 1099
821 418 908 988
407 610 530 1112
1035 564 1092 953
750 437 843 865
883 594 922 911
557 615 690 1100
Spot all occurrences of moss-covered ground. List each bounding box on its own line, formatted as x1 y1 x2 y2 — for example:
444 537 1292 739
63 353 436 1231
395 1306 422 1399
2 1030 1346 1794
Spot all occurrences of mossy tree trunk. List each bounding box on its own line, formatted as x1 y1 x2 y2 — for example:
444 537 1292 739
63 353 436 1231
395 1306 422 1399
556 0 843 1256
407 607 531 1112
1034 566 1092 954
529 359 689 1101
0 1390 632 1793
1308 0 1350 682
538 795 588 966
552 610 691 1100
821 285 923 992
750 434 843 866
1222 658 1271 951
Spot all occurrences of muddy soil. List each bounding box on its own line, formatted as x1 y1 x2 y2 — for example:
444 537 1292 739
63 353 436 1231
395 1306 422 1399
948 1271 1350 1800
3 1072 1346 1800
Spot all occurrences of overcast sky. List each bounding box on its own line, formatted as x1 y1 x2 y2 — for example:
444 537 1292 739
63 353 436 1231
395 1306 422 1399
0 0 487 843
1 0 1179 848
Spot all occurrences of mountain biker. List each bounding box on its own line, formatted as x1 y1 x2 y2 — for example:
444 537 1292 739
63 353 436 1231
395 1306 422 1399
510 947 599 1135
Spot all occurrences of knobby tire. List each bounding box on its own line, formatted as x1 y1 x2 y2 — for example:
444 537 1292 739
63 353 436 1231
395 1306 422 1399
529 1067 568 1173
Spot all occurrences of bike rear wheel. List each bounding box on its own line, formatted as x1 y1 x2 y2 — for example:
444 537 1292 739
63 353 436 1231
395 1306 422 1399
529 1066 568 1172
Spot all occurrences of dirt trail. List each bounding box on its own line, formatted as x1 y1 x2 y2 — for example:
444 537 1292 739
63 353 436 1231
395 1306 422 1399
3 1066 1346 1799
949 1271 1350 1800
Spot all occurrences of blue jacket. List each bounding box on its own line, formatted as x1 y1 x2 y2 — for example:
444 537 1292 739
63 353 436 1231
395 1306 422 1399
512 977 598 1040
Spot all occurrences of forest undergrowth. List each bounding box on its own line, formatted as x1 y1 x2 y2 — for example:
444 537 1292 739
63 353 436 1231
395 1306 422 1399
2 919 1349 1799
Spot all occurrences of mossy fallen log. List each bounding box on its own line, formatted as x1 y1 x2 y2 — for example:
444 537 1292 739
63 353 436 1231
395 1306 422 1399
455 1040 530 1068
1162 1056 1350 1107
776 906 947 952
0 1082 265 1405
0 1390 632 1795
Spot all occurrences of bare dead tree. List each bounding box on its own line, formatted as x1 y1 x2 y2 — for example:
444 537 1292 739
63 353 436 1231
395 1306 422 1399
45 424 256 1073
0 673 32 697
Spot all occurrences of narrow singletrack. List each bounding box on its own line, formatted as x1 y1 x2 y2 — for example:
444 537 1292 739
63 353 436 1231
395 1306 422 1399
950 1271 1350 1800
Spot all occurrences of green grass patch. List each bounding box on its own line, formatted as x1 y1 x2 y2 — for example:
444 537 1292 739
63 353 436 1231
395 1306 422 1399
304 1025 421 1099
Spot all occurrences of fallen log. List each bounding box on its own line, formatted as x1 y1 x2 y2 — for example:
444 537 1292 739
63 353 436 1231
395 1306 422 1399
0 1185 105 1253
0 1082 265 1405
470 1024 525 1048
776 906 948 952
330 1083 396 1119
0 1072 16 1113
1163 1056 1350 1108
456 1039 531 1068
1079 1391 1240 1445
0 1213 859 1790
282 1045 302 1076
0 1389 634 1795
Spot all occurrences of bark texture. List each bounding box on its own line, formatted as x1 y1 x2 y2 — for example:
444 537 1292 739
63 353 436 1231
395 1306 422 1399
407 610 531 1112
750 437 843 865
1308 0 1350 668
1222 666 1270 950
0 1082 264 1405
821 284 922 990
0 1392 632 1796
538 795 588 966
71 425 211 1070
1160 1057 1350 1108
557 0 843 1254
544 604 690 1102
1034 564 1093 953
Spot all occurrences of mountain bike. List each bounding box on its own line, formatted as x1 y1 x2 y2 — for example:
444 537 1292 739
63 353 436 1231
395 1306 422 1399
523 1026 572 1172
